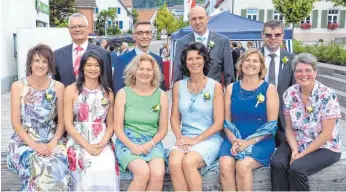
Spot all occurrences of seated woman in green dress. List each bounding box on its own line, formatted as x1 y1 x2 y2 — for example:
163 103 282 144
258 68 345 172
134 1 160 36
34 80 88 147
113 53 169 191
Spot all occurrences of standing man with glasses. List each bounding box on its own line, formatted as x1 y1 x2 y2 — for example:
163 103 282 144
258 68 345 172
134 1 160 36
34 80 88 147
112 20 166 94
260 20 295 147
53 13 113 89
172 6 234 86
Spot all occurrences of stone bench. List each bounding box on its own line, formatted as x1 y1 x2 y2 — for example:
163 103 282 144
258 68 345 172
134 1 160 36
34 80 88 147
2 152 346 191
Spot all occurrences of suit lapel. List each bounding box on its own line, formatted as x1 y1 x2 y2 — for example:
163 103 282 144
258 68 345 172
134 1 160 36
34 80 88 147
207 31 215 49
278 49 286 89
65 44 75 81
189 33 195 43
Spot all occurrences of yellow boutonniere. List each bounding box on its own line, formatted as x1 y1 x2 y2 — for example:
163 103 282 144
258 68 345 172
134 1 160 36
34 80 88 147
45 92 53 101
101 97 108 106
255 93 265 108
203 92 211 100
150 104 161 113
208 41 215 49
281 56 289 69
306 106 313 114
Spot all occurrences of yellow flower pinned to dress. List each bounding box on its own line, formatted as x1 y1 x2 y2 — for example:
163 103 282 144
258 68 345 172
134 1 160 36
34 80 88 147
101 97 108 106
281 56 289 69
45 92 53 101
203 92 211 100
150 104 161 113
255 93 265 108
306 106 313 114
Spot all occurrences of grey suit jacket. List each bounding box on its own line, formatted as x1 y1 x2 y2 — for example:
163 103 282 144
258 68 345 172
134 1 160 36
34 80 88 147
261 47 295 133
53 43 113 90
172 31 235 86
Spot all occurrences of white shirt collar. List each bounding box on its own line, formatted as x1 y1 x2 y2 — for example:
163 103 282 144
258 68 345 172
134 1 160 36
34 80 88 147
194 29 209 41
72 40 88 51
264 46 280 57
135 47 149 55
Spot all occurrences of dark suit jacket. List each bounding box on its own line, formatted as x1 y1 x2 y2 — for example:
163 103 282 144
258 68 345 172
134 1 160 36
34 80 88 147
232 48 240 66
112 49 166 94
260 47 295 137
53 43 113 90
172 31 235 86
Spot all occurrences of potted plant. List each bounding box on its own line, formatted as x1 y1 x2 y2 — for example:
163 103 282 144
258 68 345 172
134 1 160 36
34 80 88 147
300 23 312 29
327 23 339 30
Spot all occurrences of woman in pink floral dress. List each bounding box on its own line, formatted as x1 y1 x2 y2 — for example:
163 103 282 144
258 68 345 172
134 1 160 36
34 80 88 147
64 50 120 191
270 53 342 191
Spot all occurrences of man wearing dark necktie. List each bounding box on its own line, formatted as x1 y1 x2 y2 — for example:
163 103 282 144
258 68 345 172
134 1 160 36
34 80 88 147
260 20 295 147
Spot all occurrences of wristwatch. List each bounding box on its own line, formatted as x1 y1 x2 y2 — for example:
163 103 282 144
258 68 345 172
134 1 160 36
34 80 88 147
255 137 259 143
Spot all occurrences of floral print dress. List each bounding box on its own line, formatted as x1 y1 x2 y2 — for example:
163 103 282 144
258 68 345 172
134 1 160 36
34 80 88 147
7 78 70 191
66 87 120 191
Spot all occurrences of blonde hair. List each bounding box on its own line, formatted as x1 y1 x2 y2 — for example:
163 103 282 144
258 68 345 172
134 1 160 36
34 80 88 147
123 53 162 88
236 49 267 80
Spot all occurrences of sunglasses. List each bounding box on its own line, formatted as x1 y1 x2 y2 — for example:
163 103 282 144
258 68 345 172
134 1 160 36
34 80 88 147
264 33 282 38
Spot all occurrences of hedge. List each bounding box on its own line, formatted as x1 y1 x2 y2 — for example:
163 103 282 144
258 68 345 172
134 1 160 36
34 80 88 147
293 40 346 66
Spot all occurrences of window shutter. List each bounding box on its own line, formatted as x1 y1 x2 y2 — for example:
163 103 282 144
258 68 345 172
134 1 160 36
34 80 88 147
241 9 247 17
339 10 346 28
259 9 264 22
321 10 328 28
312 10 318 28
267 9 273 21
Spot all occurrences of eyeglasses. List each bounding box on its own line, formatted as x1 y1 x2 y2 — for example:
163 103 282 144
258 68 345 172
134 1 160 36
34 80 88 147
264 33 282 38
69 25 88 30
135 31 153 36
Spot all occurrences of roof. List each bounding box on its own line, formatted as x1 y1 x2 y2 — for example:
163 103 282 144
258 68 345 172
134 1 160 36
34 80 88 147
118 0 133 16
121 0 133 7
75 0 97 8
137 9 157 21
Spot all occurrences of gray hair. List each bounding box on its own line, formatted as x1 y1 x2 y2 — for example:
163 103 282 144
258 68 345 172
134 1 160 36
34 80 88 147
292 53 318 71
263 20 284 33
68 13 89 27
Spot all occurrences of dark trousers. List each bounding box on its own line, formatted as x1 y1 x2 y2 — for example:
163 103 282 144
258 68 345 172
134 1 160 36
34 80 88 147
270 141 341 191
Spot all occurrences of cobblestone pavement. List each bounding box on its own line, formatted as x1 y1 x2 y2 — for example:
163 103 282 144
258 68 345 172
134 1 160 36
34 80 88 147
1 91 345 158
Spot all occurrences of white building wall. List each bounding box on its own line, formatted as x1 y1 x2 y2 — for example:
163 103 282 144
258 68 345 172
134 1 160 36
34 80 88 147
1 0 50 93
96 0 133 32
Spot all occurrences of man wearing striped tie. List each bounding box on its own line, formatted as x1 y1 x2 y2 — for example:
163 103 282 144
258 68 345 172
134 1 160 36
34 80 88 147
53 13 113 90
172 6 235 86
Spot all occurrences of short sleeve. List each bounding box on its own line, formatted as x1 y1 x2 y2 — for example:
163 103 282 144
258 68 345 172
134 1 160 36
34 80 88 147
283 90 291 116
321 91 341 120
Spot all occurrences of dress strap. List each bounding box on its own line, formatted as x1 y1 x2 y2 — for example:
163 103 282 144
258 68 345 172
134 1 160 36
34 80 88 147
22 77 29 86
48 78 56 89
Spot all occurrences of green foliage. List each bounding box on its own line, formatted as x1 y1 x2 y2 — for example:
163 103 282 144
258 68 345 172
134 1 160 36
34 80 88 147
319 0 346 6
49 0 76 27
95 9 117 36
133 0 205 9
107 26 122 36
174 15 189 31
132 9 139 25
154 2 176 35
293 40 346 66
126 29 133 34
272 0 315 24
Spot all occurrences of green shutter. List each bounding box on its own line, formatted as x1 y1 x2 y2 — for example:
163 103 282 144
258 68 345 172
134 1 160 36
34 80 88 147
259 9 265 22
241 9 247 17
267 9 273 21
312 10 318 28
321 10 328 28
339 10 346 28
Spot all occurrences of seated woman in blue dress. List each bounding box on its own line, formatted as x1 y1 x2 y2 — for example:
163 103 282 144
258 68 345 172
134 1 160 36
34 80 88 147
219 49 279 191
169 42 224 191
270 53 342 191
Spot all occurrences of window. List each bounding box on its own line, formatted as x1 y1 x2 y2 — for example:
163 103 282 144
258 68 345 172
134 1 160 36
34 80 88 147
117 8 121 14
328 9 339 24
247 9 258 21
119 21 123 29
301 16 311 24
273 10 284 22
94 7 99 14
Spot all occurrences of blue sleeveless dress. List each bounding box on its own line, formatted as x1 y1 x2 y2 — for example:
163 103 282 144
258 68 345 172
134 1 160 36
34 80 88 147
219 81 275 166
170 77 223 168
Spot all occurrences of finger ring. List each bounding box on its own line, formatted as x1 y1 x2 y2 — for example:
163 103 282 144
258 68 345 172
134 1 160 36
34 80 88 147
239 142 242 146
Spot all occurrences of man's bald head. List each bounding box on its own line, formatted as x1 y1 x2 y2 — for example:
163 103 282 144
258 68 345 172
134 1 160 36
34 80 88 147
188 6 209 36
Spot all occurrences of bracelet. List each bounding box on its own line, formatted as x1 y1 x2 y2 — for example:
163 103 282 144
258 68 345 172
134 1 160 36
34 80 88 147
254 137 259 143
150 141 155 147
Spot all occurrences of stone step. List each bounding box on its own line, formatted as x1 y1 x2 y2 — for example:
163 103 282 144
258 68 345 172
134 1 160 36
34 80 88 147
334 89 346 108
317 74 346 93
317 62 346 77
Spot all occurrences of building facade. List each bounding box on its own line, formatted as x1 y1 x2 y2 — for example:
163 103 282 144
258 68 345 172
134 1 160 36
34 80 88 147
1 0 50 93
76 0 97 34
215 0 346 42
95 0 133 33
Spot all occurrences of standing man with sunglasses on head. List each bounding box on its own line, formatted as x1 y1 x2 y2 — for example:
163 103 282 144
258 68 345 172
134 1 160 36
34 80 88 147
260 20 295 147
112 20 166 94
53 13 113 89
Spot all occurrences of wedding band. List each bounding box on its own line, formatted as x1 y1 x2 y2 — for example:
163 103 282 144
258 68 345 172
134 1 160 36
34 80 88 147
239 142 242 146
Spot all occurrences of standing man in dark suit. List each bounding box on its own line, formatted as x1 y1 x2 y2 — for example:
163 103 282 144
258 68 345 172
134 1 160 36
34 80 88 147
231 42 240 78
120 42 129 55
112 20 166 94
172 6 234 86
260 20 295 147
53 13 113 89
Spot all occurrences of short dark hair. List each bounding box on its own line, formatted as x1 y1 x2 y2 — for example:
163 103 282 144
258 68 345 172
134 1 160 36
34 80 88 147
263 20 284 33
180 42 210 76
109 45 115 52
134 20 152 30
26 44 55 76
231 42 238 48
76 50 111 96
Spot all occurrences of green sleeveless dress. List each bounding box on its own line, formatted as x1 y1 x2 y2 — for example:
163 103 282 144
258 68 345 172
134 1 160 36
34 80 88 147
114 86 166 172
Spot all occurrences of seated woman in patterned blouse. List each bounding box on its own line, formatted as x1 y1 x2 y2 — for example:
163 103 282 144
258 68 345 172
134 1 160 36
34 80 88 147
270 53 342 191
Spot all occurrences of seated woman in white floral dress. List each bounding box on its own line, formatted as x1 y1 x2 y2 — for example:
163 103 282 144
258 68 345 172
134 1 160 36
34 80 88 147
64 50 120 191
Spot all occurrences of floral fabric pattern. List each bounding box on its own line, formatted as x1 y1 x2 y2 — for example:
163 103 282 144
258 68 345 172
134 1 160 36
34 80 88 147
66 88 120 191
7 78 70 191
283 81 342 153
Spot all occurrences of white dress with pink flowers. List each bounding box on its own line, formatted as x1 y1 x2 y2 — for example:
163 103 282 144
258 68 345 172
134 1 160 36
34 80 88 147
66 88 120 191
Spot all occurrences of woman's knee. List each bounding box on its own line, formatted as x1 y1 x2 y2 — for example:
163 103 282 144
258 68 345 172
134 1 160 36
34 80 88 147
169 151 184 170
219 157 236 177
289 161 307 176
150 167 165 182
236 160 252 177
131 163 151 182
270 154 287 169
182 155 199 170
